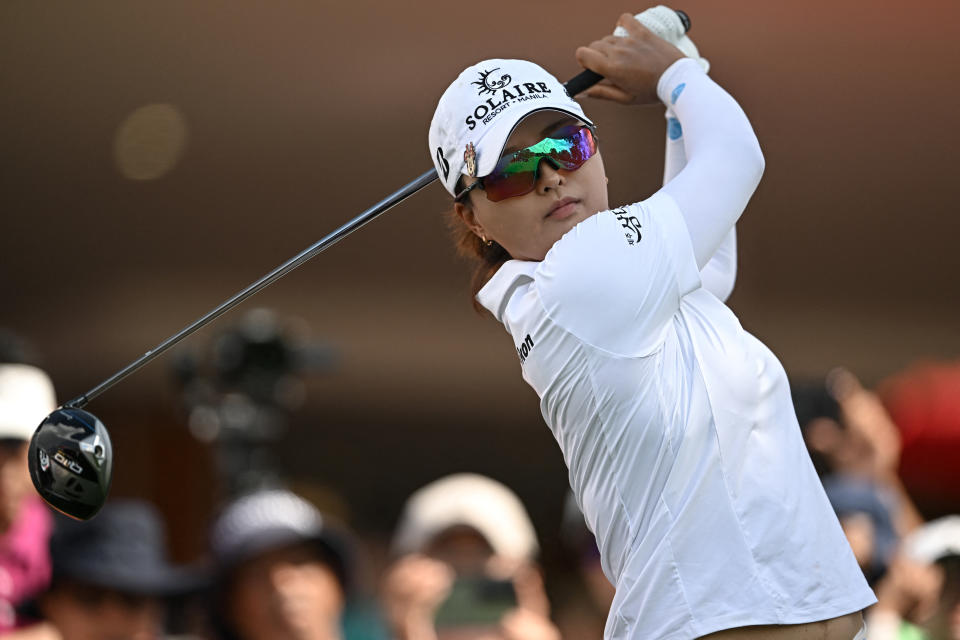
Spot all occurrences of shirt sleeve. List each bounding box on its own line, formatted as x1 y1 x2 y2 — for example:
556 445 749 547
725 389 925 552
697 230 737 302
655 58 764 269
663 106 738 302
534 199 700 358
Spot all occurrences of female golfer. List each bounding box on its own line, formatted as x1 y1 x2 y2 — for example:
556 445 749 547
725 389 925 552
428 11 876 640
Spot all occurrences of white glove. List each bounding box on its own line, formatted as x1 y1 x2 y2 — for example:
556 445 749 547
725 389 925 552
615 5 710 73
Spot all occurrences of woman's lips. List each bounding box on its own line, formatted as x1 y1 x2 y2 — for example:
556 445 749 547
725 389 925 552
546 197 580 220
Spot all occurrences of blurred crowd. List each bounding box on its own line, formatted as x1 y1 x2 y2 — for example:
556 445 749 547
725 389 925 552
0 326 958 640
792 366 960 640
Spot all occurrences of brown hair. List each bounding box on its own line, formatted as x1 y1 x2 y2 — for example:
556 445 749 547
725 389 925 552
445 198 510 314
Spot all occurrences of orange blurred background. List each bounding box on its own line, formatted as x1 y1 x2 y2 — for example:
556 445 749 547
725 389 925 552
1 0 958 559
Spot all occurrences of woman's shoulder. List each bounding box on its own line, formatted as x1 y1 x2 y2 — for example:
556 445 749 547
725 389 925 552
541 194 688 264
530 201 697 357
539 195 699 298
539 206 643 270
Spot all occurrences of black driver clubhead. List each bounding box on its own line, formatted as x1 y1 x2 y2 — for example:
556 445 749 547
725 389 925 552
28 408 113 520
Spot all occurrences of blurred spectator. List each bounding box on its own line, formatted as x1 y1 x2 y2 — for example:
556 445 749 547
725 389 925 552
791 376 843 478
868 516 960 640
795 368 908 485
209 488 352 640
0 364 56 631
14 499 199 640
822 475 899 585
794 367 926 584
382 473 559 640
554 492 613 639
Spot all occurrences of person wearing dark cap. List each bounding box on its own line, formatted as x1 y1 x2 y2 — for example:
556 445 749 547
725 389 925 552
795 368 931 589
822 474 900 586
209 488 352 640
11 499 198 640
555 491 615 639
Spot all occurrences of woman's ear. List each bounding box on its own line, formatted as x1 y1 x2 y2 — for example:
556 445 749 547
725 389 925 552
454 200 486 240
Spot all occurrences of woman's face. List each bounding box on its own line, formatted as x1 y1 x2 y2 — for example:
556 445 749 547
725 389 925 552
455 111 608 262
228 542 344 640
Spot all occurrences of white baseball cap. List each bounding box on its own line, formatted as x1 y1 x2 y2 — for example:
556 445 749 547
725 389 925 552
391 473 539 562
0 364 57 441
904 515 960 564
429 59 593 197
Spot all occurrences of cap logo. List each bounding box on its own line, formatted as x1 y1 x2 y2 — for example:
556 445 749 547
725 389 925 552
436 147 450 180
463 74 554 131
472 68 512 95
464 143 477 177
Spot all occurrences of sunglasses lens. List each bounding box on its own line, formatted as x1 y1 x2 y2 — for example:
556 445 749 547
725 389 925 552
482 126 597 202
483 152 541 202
551 126 597 169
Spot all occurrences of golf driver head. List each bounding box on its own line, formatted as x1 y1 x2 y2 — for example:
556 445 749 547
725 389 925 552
28 408 113 520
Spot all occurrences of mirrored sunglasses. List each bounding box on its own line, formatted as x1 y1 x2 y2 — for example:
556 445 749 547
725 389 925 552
455 124 598 203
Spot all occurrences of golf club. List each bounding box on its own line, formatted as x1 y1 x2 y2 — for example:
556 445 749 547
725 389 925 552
28 9 691 520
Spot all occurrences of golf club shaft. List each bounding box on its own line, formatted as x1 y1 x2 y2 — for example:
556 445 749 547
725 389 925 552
66 22 701 408
65 168 437 408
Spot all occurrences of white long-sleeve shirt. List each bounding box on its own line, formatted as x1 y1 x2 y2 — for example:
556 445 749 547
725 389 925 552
664 103 738 303
477 59 875 639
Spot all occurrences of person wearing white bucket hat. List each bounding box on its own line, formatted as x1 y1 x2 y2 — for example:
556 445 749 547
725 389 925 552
430 8 875 640
382 474 559 640
0 363 57 632
390 474 540 565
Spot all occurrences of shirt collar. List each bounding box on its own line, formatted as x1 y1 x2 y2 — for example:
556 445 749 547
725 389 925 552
476 260 539 323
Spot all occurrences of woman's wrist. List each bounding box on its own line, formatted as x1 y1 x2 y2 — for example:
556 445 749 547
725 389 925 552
656 57 706 108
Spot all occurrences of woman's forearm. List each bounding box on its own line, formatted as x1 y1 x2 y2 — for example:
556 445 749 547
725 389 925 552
663 108 738 301
658 58 764 269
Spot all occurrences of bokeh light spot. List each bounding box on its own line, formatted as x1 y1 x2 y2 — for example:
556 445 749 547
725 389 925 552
113 103 188 181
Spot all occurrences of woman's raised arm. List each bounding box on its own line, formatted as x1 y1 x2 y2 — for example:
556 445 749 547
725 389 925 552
577 15 764 269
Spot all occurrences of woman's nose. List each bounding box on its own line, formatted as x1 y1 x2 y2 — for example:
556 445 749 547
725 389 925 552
536 159 564 193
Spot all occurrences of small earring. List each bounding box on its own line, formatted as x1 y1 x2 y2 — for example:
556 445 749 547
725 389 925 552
481 234 492 246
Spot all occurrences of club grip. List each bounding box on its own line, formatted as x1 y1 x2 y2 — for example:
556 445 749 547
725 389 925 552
563 69 604 97
563 9 690 97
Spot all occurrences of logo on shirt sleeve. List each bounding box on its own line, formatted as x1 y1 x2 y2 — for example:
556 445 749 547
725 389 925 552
612 207 643 246
516 334 535 365
671 82 686 105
